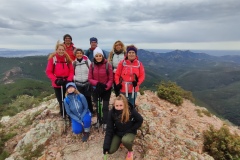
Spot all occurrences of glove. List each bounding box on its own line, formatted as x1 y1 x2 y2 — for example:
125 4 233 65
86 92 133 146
134 74 138 82
103 148 109 154
98 82 107 89
115 83 122 91
55 78 65 86
96 82 105 95
132 81 137 87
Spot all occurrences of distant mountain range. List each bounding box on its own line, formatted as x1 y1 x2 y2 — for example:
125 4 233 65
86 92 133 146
1 49 240 125
0 48 240 57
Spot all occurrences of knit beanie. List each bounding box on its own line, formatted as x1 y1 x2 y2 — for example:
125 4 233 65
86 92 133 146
90 37 98 43
63 34 72 41
93 47 104 57
66 82 77 89
127 45 137 54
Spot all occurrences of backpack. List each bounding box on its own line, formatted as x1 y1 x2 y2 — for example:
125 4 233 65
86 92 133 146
65 94 83 105
52 56 70 72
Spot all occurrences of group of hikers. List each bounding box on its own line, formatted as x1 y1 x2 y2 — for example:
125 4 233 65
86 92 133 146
46 34 145 160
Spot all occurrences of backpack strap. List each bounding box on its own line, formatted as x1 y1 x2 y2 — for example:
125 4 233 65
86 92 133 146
122 60 140 68
106 62 109 75
91 62 109 76
85 60 89 69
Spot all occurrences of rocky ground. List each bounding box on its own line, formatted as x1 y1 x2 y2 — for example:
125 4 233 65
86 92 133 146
1 90 240 160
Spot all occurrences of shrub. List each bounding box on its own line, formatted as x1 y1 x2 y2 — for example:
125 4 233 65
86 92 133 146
157 81 194 106
203 125 240 160
22 143 44 160
0 130 16 160
195 109 212 117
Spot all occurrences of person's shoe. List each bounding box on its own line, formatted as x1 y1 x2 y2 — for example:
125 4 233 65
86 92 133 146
125 151 133 160
82 132 90 142
103 124 107 131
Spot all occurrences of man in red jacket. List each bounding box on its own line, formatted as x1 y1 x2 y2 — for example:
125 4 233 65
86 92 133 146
63 34 76 61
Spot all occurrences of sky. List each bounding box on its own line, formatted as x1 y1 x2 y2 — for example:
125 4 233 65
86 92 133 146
0 0 240 51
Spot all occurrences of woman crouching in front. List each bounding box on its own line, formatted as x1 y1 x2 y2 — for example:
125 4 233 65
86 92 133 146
64 82 91 142
103 94 143 160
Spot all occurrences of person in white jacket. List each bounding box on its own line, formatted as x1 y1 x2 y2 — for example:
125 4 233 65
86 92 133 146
73 48 93 114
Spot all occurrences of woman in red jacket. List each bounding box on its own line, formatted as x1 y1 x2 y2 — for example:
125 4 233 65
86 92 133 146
46 41 74 117
115 45 145 107
88 47 113 131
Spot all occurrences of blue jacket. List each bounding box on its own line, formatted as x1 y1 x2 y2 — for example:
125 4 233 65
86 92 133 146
64 93 88 124
86 49 107 62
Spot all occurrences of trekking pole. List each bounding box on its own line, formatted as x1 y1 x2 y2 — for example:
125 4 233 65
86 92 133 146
133 87 136 108
97 93 100 132
133 74 138 109
61 85 65 119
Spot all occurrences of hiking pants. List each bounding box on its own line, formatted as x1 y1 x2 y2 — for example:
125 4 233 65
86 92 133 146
54 87 67 116
71 111 92 134
121 92 137 107
108 133 136 154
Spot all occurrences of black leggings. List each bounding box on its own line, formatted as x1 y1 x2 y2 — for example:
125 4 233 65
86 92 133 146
92 89 111 124
76 85 94 113
54 87 66 116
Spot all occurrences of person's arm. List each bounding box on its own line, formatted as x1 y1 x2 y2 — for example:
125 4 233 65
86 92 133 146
46 58 57 81
137 62 145 85
79 94 88 120
103 110 115 151
88 63 98 86
64 99 82 124
114 60 123 85
130 108 143 131
106 63 113 90
67 62 74 82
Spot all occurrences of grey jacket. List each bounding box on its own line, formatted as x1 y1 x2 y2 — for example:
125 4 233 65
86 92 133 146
73 55 91 83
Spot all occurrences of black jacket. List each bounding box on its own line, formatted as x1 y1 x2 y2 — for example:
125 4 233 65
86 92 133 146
103 103 143 150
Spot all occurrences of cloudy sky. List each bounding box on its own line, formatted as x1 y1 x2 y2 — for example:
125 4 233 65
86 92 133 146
0 0 240 50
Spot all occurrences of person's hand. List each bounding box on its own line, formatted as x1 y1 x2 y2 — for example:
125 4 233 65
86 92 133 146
96 82 105 95
98 82 107 89
132 81 137 87
55 78 65 86
115 83 122 91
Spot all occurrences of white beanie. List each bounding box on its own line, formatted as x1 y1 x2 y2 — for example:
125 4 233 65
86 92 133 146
93 47 104 57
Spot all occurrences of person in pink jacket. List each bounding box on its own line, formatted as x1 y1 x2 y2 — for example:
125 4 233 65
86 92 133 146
115 45 145 107
88 47 113 131
46 41 74 117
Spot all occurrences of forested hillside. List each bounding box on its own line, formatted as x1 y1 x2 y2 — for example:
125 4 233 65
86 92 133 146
1 49 240 125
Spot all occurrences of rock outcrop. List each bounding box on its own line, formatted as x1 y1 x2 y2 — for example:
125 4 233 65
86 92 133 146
1 91 240 160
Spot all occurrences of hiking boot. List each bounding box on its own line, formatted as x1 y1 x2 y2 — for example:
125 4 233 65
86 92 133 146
82 132 90 142
125 151 133 160
103 124 107 131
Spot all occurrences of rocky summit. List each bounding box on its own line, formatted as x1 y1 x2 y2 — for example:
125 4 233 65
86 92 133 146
1 91 240 160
